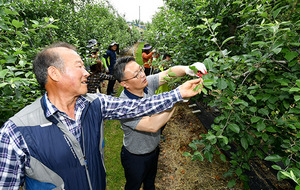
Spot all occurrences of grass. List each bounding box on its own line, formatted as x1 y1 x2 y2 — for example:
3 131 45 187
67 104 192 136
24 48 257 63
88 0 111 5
135 41 145 65
104 42 144 189
104 119 125 190
104 86 125 190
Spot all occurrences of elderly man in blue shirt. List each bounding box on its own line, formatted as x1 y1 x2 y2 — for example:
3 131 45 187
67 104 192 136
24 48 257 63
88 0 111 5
0 42 203 190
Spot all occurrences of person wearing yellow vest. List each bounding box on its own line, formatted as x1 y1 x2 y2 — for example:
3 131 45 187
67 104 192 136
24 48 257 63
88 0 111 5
104 41 119 95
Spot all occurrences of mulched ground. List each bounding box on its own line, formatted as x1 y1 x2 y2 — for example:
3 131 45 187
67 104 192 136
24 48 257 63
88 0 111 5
155 102 243 190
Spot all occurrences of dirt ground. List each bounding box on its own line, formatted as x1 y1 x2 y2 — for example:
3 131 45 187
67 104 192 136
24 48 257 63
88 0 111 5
155 102 243 190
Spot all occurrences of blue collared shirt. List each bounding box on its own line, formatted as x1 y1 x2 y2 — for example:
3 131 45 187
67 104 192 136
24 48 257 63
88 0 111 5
0 89 182 188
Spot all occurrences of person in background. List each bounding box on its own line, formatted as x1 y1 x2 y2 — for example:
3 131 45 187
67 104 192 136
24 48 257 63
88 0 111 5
113 56 207 190
87 62 114 93
161 53 172 69
86 39 108 72
104 41 119 95
0 42 203 190
142 43 158 76
86 39 112 93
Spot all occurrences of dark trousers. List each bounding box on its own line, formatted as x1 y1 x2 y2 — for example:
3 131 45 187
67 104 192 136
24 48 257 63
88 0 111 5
106 79 116 95
121 146 159 190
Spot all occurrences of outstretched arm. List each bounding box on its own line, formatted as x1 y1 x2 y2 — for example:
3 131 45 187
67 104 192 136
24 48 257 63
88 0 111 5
158 62 207 86
135 107 176 133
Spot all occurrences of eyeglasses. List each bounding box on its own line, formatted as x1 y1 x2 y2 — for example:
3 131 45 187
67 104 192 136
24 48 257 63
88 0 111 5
122 67 145 81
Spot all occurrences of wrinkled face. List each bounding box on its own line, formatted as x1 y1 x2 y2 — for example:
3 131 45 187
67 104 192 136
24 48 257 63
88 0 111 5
56 48 90 96
122 61 147 91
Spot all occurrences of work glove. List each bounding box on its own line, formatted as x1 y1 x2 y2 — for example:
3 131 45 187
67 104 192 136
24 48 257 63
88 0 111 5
185 62 208 77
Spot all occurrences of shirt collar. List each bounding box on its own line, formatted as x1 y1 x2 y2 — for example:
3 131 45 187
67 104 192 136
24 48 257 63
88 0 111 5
44 93 88 118
124 87 148 99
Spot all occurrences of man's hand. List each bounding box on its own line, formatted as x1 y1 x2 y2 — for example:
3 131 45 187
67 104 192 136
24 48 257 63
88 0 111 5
178 78 203 98
185 62 207 77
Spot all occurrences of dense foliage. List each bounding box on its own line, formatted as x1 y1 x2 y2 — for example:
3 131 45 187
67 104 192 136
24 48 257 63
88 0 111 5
0 0 140 125
144 0 299 188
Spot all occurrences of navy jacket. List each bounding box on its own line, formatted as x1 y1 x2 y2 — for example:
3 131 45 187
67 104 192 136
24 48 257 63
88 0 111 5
11 94 105 190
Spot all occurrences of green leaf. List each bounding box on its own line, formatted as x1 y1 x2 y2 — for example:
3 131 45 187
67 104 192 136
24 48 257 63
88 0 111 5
217 78 227 90
256 150 264 159
193 151 204 161
227 180 236 188
251 116 261 123
182 152 191 157
290 88 300 92
12 19 24 28
204 150 213 162
233 99 248 106
257 121 266 132
227 80 236 91
249 107 257 113
168 70 177 77
295 96 300 101
271 165 282 170
196 24 207 29
258 108 269 116
0 82 8 88
194 84 202 92
233 1 243 4
273 7 283 19
203 58 214 70
252 41 267 46
0 69 9 78
262 133 269 141
260 12 268 18
189 143 198 150
203 80 214 86
266 127 277 133
247 95 257 103
272 48 282 54
46 24 59 29
236 167 243 176
285 51 298 62
211 23 221 31
241 137 248 150
222 36 235 46
265 154 282 162
218 135 229 144
220 154 227 162
228 124 240 133
296 80 300 88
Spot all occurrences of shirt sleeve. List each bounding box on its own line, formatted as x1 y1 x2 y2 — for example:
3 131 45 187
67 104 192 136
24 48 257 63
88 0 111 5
142 52 154 60
147 74 160 91
99 88 182 120
0 120 28 188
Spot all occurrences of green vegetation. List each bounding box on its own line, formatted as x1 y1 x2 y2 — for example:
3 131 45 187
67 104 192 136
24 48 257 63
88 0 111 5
0 0 140 125
135 41 145 65
104 119 125 190
144 0 300 189
1 0 299 189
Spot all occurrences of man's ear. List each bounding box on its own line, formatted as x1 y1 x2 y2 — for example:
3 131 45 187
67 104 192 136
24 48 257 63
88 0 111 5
120 81 129 89
47 66 61 82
